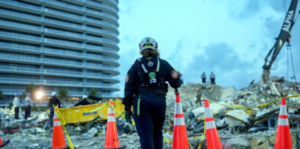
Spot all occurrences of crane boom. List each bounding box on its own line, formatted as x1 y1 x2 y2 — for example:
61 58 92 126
261 0 299 84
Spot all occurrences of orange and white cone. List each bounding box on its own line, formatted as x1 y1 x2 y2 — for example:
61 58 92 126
0 135 10 147
52 107 68 149
274 98 292 149
204 100 222 149
172 92 189 149
104 100 121 149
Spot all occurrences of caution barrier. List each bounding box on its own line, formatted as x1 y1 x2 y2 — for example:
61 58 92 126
54 106 74 149
207 94 300 115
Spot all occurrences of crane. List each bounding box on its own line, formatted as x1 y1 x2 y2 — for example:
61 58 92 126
261 0 300 84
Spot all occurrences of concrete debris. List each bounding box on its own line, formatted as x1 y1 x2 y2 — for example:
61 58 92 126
0 76 299 148
224 137 251 149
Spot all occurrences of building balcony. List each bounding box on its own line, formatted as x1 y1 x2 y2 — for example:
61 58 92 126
43 59 84 68
0 9 42 23
44 18 85 31
44 8 84 23
43 69 83 77
86 8 118 24
0 19 42 33
85 26 118 40
44 38 84 50
85 44 118 54
43 47 84 58
0 78 41 84
0 0 43 14
44 28 84 40
0 41 41 53
0 30 42 44
86 17 118 31
86 35 118 46
44 0 85 13
0 66 41 74
0 55 41 63
86 0 118 16
42 80 83 86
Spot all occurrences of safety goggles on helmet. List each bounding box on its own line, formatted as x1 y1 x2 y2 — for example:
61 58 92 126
139 37 158 50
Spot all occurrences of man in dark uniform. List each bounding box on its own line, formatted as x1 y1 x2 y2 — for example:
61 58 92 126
74 95 92 106
123 37 183 149
48 92 61 127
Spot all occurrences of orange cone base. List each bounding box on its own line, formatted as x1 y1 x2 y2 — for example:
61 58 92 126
52 126 68 149
274 126 292 149
206 129 222 149
172 125 189 149
105 122 120 149
0 139 10 147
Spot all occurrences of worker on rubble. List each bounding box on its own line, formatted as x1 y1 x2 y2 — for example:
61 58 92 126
210 71 216 85
195 88 202 106
25 93 33 120
201 72 206 84
123 37 183 149
250 79 255 85
293 79 298 92
48 92 61 127
13 94 20 119
74 95 92 106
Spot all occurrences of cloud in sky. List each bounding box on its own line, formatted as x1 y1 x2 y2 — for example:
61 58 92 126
116 0 300 97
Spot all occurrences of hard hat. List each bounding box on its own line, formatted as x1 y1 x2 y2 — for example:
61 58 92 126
196 88 199 91
15 94 20 96
82 95 87 99
139 37 158 50
51 91 57 96
27 93 31 95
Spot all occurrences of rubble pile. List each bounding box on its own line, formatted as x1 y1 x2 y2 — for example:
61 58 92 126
0 76 299 149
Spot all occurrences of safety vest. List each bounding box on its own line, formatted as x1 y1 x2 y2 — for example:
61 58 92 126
137 57 164 88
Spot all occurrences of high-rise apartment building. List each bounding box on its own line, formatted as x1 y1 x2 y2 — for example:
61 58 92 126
0 0 120 100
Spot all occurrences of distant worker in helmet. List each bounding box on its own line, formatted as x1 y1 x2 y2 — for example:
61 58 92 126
25 93 33 120
48 91 61 127
195 88 202 106
210 71 216 85
123 37 183 149
250 79 255 85
13 94 21 119
201 72 206 84
74 95 92 106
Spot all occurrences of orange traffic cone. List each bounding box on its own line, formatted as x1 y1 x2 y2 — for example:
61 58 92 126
274 98 292 149
172 91 189 149
0 136 10 147
52 107 68 149
204 100 222 149
104 100 121 149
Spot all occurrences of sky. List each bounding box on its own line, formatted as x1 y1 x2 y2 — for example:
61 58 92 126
116 0 300 97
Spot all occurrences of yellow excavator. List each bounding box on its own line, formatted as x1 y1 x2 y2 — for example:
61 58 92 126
262 0 299 84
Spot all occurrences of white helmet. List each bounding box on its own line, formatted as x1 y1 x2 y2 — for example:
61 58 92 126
139 37 158 50
82 95 87 99
51 91 58 96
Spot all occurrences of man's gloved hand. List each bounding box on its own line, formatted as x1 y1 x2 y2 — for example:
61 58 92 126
125 111 133 124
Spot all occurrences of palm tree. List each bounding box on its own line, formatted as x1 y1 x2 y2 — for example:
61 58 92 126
0 90 5 100
58 87 71 102
87 88 101 97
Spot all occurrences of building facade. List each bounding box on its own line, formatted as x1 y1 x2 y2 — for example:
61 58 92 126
0 0 120 100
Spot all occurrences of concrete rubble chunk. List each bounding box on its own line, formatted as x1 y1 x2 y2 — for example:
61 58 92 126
224 137 251 149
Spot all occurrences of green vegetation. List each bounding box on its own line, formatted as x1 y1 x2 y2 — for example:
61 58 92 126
58 87 71 102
